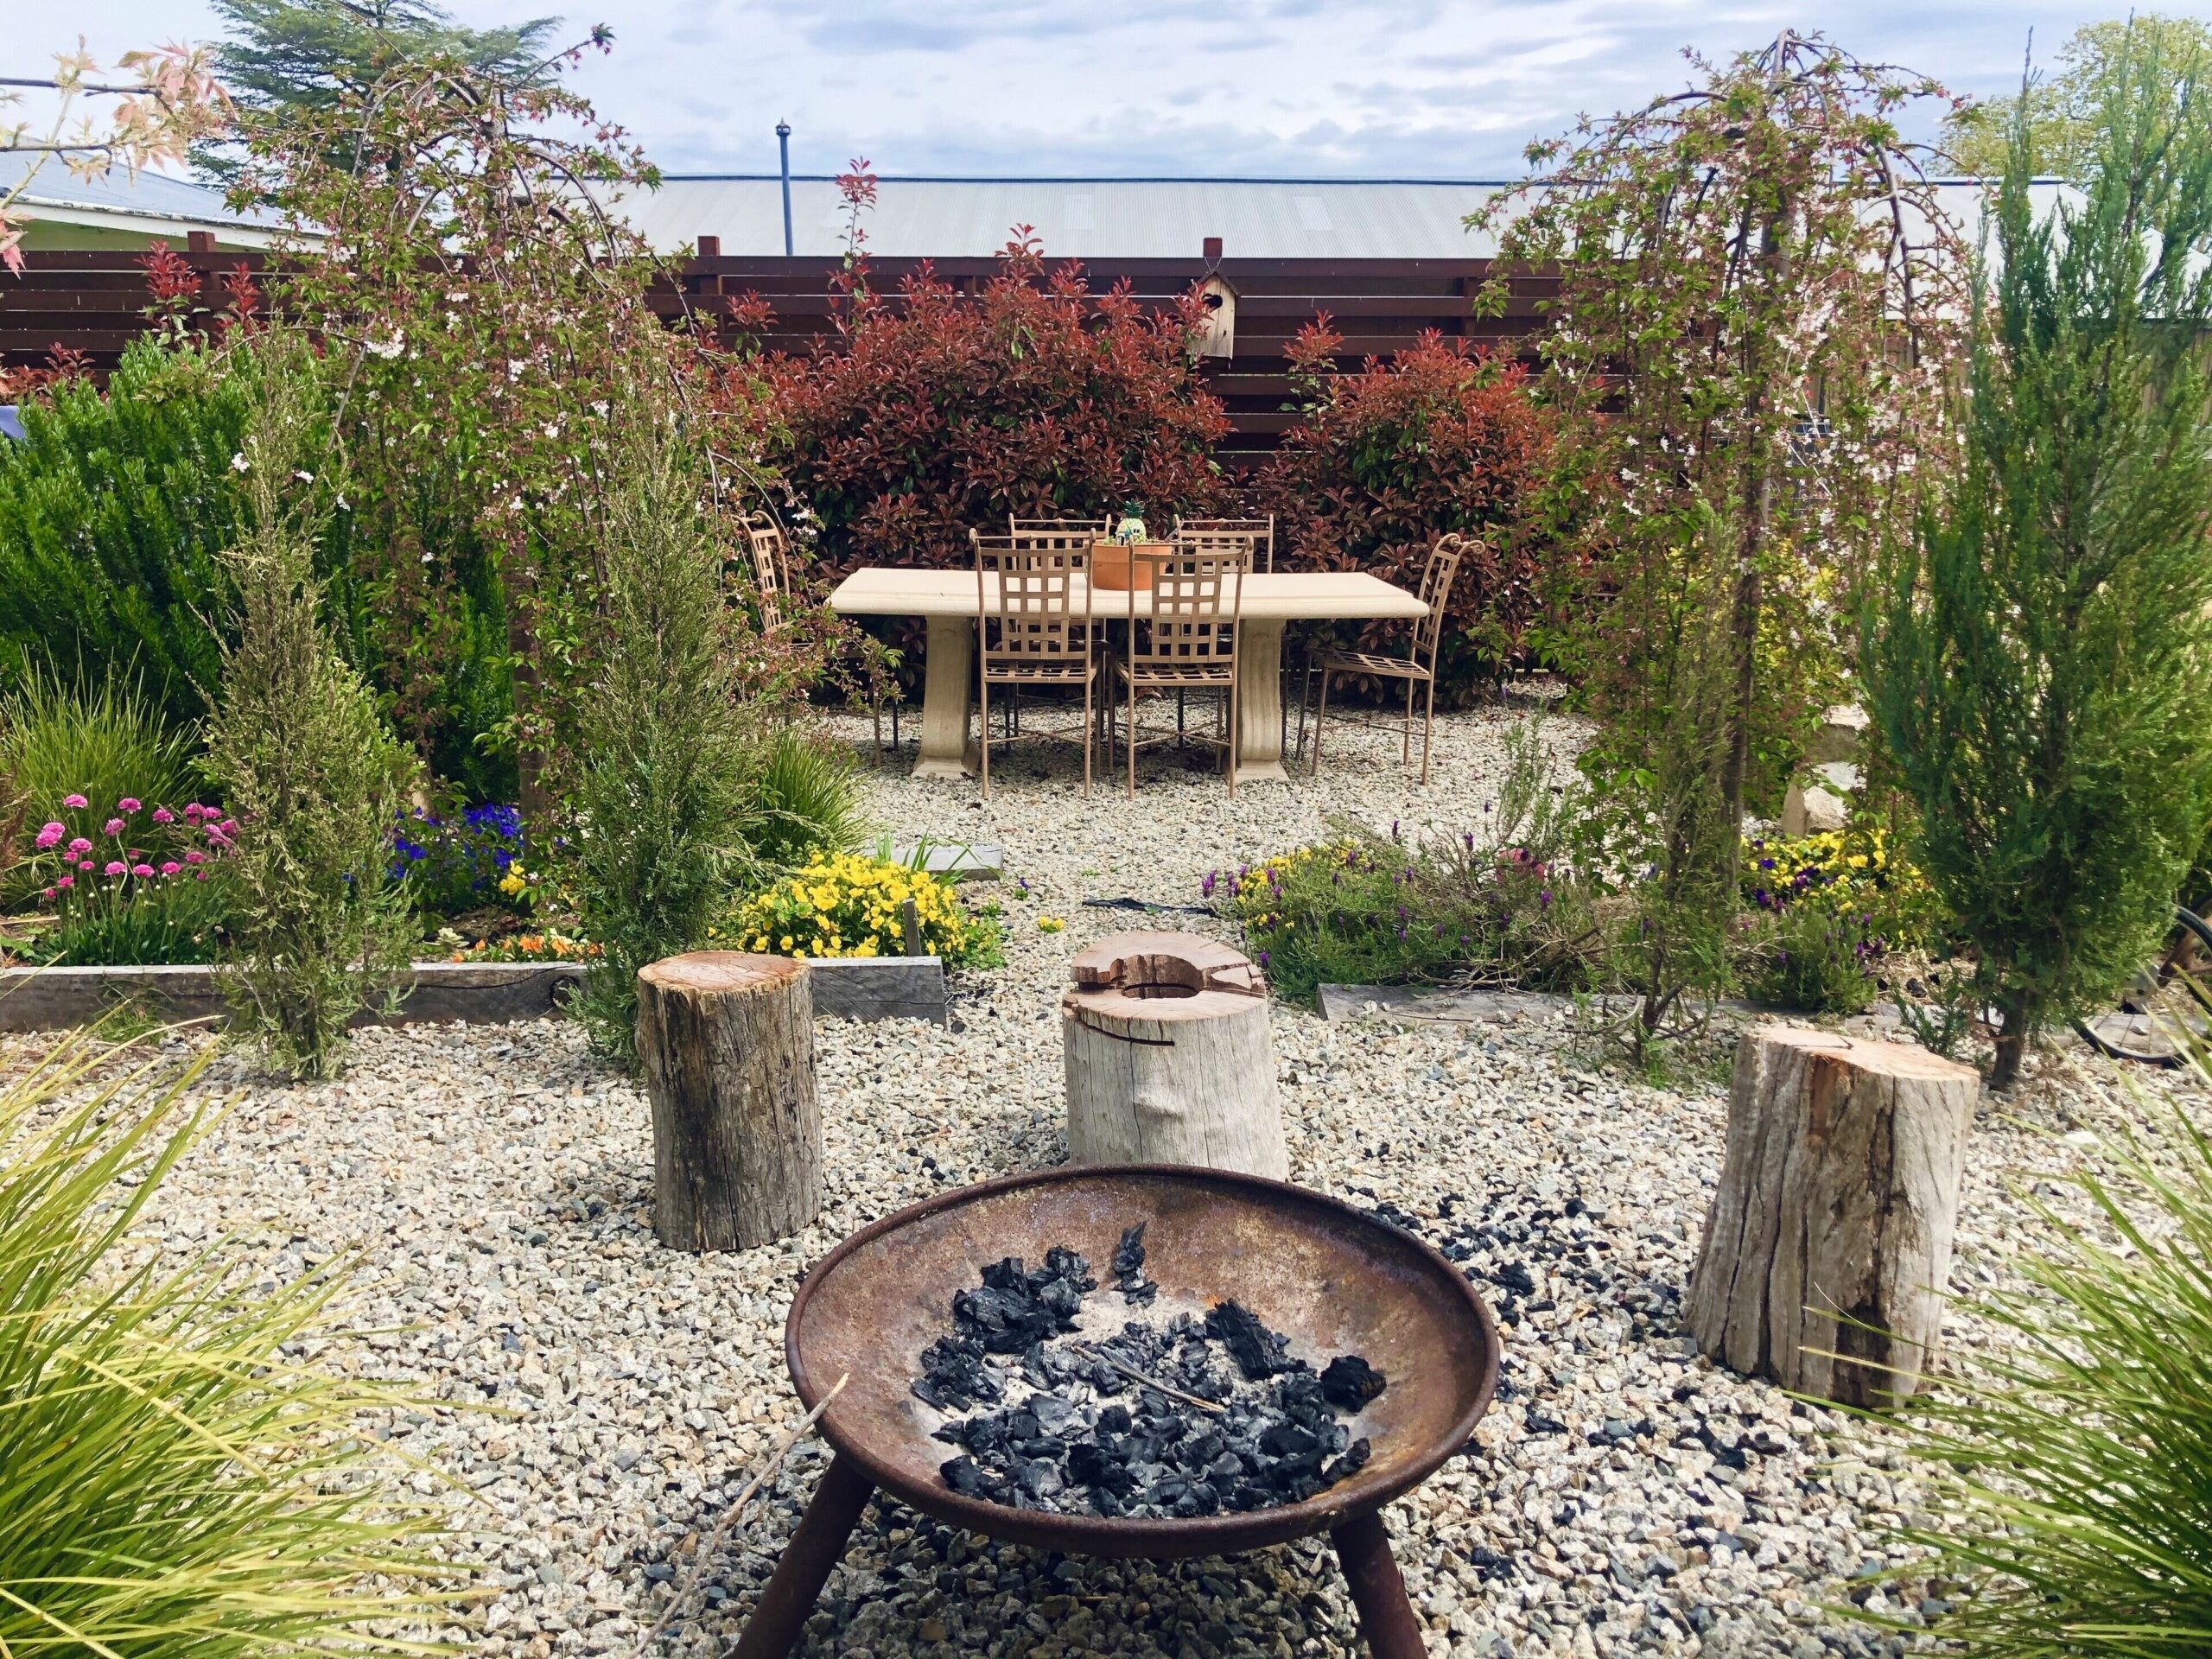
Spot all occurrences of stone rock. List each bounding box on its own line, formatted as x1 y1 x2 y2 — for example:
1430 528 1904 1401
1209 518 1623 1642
1781 762 1859 838
1809 705 1869 766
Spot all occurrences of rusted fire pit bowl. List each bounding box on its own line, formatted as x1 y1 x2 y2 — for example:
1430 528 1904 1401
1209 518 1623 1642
731 1165 1500 1659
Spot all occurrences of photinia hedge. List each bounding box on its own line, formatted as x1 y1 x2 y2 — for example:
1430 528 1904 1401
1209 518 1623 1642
1252 322 1585 701
760 235 1229 580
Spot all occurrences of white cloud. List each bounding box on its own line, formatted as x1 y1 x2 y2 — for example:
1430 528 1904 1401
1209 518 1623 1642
24 0 2103 179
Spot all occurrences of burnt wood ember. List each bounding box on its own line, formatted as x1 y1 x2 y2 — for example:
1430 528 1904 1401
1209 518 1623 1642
918 1231 1387 1519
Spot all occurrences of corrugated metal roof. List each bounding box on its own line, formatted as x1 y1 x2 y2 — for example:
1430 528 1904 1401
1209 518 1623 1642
611 174 2044 262
612 176 1518 259
1 156 287 240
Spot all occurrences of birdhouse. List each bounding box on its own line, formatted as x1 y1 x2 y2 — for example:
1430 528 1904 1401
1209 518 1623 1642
1193 272 1236 359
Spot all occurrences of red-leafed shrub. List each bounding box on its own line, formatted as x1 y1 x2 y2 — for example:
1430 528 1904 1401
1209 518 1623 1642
1254 321 1585 701
762 237 1229 577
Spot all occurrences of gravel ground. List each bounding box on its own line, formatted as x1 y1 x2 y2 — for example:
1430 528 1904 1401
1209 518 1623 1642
11 703 2203 1659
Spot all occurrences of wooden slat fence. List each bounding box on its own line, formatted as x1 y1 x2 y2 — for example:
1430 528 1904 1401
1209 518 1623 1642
2 250 1555 461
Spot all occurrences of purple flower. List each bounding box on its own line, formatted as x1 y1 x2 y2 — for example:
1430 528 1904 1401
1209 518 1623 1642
35 821 63 849
160 861 181 876
104 860 126 877
183 803 206 822
62 792 87 809
118 797 142 813
67 836 92 856
131 862 155 878
104 817 126 836
1200 872 1217 898
77 860 93 872
185 849 206 865
54 874 73 891
152 806 175 824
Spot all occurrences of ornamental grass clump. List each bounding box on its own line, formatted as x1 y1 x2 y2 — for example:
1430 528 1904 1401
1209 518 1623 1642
206 334 421 1079
570 398 762 1063
1893 1096 2212 1656
0 1033 453 1656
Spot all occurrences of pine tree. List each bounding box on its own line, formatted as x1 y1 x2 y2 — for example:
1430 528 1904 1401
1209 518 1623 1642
1868 30 2212 1089
195 0 561 185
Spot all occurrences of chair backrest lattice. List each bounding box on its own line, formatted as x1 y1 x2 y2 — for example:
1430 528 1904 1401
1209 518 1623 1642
1009 515 1114 538
741 511 793 631
1173 516 1274 573
972 531 1091 667
1412 534 1469 672
1008 525 1102 560
1127 546 1245 674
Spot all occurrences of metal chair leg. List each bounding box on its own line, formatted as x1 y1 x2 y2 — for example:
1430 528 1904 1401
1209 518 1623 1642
729 1454 875 1659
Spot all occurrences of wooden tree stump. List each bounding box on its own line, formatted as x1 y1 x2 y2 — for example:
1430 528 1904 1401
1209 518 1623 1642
1687 1027 1980 1407
637 951 822 1251
1061 931 1287 1179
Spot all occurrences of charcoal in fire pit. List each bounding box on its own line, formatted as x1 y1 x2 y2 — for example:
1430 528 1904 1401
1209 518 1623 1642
1111 1221 1158 1305
922 1228 1387 1520
1319 1353 1389 1411
1205 1299 1304 1380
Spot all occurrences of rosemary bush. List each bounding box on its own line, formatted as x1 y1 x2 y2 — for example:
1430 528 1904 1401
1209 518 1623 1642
570 400 763 1062
206 335 420 1078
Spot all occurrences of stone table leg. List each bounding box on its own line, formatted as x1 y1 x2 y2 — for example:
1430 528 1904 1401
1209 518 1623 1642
1331 1510 1428 1659
913 613 979 780
730 1452 875 1659
1234 616 1288 785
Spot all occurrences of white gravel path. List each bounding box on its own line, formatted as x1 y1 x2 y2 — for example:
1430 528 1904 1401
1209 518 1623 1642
12 704 2201 1659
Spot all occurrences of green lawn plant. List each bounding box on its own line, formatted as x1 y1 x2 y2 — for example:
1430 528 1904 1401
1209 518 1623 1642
740 722 868 868
1867 31 2212 1089
570 397 765 1063
207 334 421 1078
0 1031 452 1657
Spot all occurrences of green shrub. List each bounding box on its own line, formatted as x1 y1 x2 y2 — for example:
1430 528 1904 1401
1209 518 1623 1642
0 339 247 732
1896 1101 2212 1656
570 402 764 1063
207 337 421 1079
741 723 868 867
1866 41 2212 1089
1217 719 1603 1004
1744 905 1877 1014
0 1033 450 1656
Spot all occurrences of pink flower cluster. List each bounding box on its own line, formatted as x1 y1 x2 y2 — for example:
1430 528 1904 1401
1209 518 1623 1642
35 791 234 906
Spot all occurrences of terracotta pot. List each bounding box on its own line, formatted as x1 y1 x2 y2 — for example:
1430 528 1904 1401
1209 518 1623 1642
1090 540 1169 592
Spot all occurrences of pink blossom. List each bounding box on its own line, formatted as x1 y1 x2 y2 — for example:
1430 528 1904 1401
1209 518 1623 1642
194 868 209 880
41 886 54 900
182 803 205 822
205 823 231 845
104 860 126 877
160 861 181 876
219 818 237 835
54 874 73 891
131 862 155 878
184 849 206 864
152 806 175 824
35 821 63 849
118 797 141 813
104 817 125 836
66 836 92 856
77 860 93 871
62 792 87 809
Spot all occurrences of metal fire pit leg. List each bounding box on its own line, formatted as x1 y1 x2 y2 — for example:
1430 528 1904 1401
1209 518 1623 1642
730 1452 876 1659
1331 1510 1428 1659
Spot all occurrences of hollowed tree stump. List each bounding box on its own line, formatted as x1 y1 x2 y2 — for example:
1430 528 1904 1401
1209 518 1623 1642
1686 1027 1979 1407
1061 931 1287 1179
637 951 822 1251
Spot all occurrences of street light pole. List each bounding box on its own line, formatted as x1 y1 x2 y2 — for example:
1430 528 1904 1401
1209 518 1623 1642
776 120 793 257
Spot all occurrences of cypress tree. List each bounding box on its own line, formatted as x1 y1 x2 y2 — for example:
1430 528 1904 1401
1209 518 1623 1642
1868 33 2212 1088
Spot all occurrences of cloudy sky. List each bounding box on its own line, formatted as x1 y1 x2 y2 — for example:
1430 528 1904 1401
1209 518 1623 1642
24 1 2107 179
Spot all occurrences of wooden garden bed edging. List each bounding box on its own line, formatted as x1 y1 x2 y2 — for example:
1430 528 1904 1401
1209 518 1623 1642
0 955 947 1031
